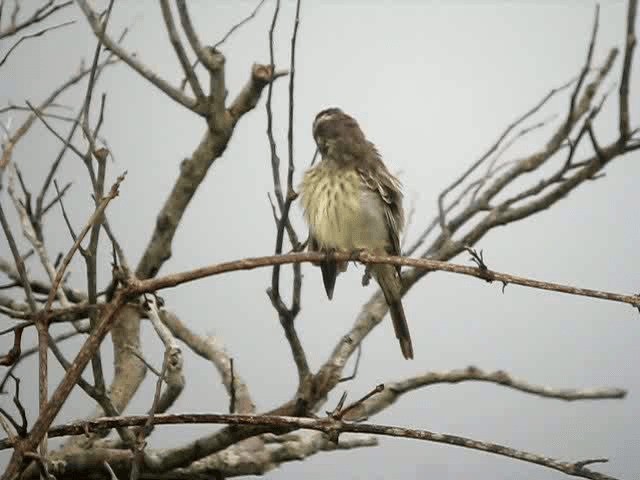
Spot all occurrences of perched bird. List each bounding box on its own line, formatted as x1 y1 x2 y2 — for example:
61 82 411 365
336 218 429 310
300 108 413 359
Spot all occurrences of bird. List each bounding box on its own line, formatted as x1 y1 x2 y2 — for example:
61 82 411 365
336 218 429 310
300 107 413 359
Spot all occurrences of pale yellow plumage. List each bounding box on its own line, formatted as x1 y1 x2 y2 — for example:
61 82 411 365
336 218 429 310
301 163 389 252
300 107 414 359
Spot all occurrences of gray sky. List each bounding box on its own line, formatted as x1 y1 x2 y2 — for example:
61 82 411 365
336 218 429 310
2 1 639 478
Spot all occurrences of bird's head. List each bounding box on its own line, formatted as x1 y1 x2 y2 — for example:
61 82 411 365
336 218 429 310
312 107 367 162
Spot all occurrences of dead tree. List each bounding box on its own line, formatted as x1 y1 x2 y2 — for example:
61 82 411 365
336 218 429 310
0 1 638 479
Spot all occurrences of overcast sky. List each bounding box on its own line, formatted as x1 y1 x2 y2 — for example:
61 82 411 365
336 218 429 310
2 1 640 479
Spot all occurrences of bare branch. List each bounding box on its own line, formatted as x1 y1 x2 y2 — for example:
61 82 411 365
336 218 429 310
0 0 71 40
265 0 283 209
3 412 619 480
43 172 126 311
135 62 286 280
348 366 625 421
619 0 637 139
1 56 119 171
0 257 87 303
228 63 287 123
129 251 640 310
75 0 199 113
266 0 308 387
52 180 77 241
0 203 36 312
0 19 74 68
565 5 599 132
174 0 218 72
160 309 255 414
2 289 130 479
214 0 267 49
424 48 618 259
159 0 205 101
436 76 576 234
36 107 84 219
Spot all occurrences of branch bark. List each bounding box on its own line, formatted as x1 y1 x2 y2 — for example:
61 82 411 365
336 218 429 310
2 412 618 480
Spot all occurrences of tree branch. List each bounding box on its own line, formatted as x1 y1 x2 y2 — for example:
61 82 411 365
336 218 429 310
75 0 199 113
128 251 640 310
345 366 626 421
159 0 205 101
1 412 618 480
0 0 71 40
135 62 286 280
619 0 637 139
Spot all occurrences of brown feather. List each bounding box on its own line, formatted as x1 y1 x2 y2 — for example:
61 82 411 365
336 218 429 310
303 108 414 359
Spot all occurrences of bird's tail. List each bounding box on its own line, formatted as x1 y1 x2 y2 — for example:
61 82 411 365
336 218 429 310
373 264 414 359
308 237 341 300
320 258 338 300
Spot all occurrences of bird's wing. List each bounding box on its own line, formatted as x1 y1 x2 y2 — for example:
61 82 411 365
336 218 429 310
357 165 404 274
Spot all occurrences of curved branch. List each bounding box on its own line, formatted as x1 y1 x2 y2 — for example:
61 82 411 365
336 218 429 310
346 366 626 421
2 412 617 480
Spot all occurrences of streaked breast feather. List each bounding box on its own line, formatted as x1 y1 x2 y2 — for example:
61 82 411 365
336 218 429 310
301 167 361 250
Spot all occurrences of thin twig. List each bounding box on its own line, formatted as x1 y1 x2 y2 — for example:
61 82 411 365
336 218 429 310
619 0 637 139
36 106 84 219
0 19 74 67
0 0 72 40
53 180 77 241
44 172 126 311
76 0 198 112
213 0 267 49
25 101 87 160
0 203 36 312
436 76 577 234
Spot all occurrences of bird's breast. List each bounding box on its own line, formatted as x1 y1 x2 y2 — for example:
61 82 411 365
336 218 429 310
300 166 388 251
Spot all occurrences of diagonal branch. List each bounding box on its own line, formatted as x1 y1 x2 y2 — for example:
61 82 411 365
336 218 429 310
0 55 119 171
436 75 576 234
0 19 74 68
174 0 216 71
75 0 199 113
159 0 205 101
160 309 255 414
0 0 71 40
43 172 126 311
135 63 286 280
0 203 36 313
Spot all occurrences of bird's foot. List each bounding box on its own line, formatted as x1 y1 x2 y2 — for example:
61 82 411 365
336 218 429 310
348 248 368 262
